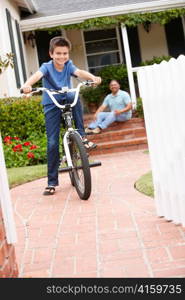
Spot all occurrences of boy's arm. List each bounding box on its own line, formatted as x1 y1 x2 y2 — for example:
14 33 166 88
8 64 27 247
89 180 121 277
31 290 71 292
21 70 43 93
74 69 101 85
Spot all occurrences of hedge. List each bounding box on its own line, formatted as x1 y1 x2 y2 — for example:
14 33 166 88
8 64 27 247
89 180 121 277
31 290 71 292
0 96 45 139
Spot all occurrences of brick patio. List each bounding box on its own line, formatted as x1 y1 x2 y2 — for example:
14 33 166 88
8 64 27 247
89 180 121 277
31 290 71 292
10 150 185 278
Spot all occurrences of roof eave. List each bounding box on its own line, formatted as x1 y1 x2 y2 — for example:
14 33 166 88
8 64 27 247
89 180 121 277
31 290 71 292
20 0 185 31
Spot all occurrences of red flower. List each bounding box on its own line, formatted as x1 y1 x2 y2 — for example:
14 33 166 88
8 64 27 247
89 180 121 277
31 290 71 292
30 145 37 150
13 144 23 152
27 152 34 159
13 137 20 140
24 141 31 146
4 136 12 144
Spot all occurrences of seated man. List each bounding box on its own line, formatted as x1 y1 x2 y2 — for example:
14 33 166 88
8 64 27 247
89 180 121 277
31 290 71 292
85 79 132 134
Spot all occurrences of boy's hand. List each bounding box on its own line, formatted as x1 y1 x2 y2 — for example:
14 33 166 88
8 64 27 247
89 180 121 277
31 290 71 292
21 86 32 94
93 76 102 85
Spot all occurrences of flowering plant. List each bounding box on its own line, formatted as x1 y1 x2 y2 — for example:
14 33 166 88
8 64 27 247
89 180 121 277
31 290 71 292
2 135 47 168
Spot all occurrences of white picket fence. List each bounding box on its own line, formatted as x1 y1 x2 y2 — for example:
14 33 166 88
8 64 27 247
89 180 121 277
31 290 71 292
137 55 185 227
0 134 17 243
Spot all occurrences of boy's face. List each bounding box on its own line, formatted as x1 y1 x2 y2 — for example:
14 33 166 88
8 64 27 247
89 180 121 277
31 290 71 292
49 46 69 67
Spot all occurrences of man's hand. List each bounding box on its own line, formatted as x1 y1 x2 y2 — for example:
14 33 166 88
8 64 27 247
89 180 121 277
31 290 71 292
114 109 122 115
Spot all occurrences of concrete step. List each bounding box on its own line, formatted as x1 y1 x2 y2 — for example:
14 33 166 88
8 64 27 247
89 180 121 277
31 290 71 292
89 137 148 156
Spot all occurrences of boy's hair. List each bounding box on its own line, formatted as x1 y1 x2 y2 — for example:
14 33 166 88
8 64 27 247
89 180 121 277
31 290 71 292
49 36 71 53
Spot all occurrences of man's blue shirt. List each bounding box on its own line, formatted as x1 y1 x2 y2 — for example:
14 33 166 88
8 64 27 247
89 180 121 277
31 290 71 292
102 90 132 118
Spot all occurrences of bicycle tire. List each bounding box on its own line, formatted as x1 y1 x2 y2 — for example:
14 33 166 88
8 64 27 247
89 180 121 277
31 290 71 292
68 132 91 200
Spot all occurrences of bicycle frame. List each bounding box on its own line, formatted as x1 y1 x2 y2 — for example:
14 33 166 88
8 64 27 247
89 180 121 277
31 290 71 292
24 81 92 170
20 81 101 199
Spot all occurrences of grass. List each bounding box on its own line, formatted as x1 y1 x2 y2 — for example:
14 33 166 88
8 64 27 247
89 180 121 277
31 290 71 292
7 152 154 198
134 170 154 198
7 164 47 188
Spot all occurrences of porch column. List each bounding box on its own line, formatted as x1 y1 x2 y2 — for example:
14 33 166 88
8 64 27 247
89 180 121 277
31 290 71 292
121 23 137 108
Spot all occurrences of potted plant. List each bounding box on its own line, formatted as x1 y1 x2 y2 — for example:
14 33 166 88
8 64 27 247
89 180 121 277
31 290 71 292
80 85 104 113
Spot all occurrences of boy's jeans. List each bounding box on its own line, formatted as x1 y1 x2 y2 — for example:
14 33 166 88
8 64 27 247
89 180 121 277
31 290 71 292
44 96 85 187
88 111 132 129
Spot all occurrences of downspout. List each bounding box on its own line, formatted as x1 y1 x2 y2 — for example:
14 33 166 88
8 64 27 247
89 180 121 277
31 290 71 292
120 23 137 109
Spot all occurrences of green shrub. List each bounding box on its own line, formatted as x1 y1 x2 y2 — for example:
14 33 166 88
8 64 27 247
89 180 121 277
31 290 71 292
140 55 172 66
80 85 105 105
81 64 131 106
135 97 144 118
0 96 45 139
97 64 130 93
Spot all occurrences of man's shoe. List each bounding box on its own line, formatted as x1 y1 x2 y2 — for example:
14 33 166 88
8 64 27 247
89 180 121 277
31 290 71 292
92 127 101 134
85 127 94 134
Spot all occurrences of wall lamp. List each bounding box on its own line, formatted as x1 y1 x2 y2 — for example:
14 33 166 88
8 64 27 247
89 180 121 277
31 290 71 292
23 31 36 48
143 21 152 33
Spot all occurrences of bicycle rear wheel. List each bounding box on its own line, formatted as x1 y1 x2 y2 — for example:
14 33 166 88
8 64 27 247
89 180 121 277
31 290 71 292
69 132 91 200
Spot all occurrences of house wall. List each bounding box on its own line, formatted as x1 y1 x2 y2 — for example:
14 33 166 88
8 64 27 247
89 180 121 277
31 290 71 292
66 29 87 71
0 0 38 97
138 23 169 61
23 32 39 77
0 208 18 277
0 0 20 97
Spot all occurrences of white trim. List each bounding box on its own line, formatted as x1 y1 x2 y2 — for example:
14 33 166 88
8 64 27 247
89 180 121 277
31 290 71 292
181 16 185 39
86 50 120 56
81 29 89 70
23 0 35 13
20 1 185 31
121 24 137 108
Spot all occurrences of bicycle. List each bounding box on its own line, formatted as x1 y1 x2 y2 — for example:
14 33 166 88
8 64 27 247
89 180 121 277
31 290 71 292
20 80 101 200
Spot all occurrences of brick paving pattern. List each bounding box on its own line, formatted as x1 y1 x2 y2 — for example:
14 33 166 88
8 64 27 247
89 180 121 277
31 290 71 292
10 150 185 278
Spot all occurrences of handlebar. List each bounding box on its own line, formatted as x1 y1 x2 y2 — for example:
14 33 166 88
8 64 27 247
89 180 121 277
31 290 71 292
20 80 95 109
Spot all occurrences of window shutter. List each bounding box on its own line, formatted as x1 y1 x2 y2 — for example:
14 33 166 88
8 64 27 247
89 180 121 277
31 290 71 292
15 20 27 82
6 8 21 88
127 26 141 67
165 18 185 58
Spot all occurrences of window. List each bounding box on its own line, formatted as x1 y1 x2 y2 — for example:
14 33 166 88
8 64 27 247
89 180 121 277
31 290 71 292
84 28 122 74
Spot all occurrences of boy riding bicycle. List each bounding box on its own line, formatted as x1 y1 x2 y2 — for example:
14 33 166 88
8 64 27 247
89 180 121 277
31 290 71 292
21 36 101 195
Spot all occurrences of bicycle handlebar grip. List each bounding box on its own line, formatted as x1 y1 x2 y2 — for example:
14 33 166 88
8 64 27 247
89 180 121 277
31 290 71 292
20 87 38 93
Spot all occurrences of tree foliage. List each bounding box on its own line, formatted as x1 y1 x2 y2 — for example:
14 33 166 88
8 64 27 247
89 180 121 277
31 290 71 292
0 53 14 74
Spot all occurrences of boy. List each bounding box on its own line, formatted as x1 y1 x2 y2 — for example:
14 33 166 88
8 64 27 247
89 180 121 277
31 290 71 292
21 36 101 195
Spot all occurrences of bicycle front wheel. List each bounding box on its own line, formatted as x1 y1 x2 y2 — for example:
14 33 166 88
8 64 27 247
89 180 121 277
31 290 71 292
69 132 91 200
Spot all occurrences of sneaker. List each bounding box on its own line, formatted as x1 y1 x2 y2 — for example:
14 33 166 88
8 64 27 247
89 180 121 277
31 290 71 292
92 127 101 134
85 127 94 134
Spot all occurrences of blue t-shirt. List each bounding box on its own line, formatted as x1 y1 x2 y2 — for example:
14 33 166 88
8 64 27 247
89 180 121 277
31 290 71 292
102 90 132 118
39 59 77 110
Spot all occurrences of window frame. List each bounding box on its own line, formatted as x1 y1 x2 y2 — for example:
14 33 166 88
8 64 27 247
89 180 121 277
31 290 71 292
83 26 123 73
